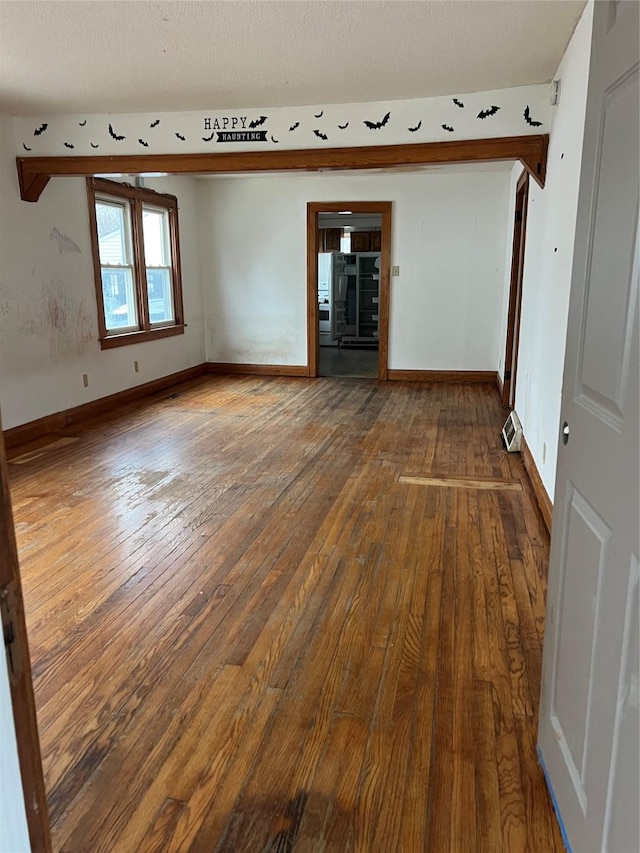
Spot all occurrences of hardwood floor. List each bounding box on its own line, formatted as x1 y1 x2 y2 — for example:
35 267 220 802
7 375 563 852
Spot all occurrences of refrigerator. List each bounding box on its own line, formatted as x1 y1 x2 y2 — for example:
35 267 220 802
318 253 338 346
318 253 363 346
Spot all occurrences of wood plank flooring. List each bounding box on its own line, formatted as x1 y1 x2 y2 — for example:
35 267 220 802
7 375 563 852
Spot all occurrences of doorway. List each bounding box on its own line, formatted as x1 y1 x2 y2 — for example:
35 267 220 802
306 202 391 380
502 171 529 408
317 211 382 378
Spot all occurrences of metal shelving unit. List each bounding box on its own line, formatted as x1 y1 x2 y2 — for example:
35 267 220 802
332 252 380 347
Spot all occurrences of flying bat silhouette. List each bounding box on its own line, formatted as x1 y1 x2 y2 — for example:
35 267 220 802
270 135 279 143
108 123 126 141
22 143 31 151
249 116 268 128
63 142 75 148
150 119 160 128
364 112 390 130
453 98 464 108
79 120 87 126
524 106 542 127
477 106 500 119
289 122 300 131
313 129 328 141
138 138 149 147
34 123 48 136
408 121 422 132
175 133 186 141
338 122 349 130
90 143 99 148
314 111 323 118
441 124 454 132
202 132 215 142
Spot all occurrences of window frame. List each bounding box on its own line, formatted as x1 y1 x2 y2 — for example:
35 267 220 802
96 196 139 334
142 204 175 329
87 177 185 349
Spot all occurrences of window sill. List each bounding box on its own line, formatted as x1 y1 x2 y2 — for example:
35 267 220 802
99 324 186 350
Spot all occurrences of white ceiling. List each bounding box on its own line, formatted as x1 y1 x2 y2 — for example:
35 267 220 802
318 213 382 230
0 0 586 116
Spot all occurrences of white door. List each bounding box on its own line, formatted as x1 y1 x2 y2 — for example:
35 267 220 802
0 647 30 853
538 2 639 852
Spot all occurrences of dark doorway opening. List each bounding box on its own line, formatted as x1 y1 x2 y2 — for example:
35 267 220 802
306 202 392 380
502 171 529 408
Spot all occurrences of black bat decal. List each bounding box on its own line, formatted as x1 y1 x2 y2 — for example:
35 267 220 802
314 129 328 141
408 121 422 132
90 143 99 148
150 119 160 128
314 110 323 118
22 143 31 151
441 124 454 132
138 138 149 147
249 116 268 128
270 135 279 143
338 122 349 130
289 122 300 131
34 123 48 136
477 106 500 119
364 111 390 130
453 98 464 108
175 133 186 141
79 120 87 126
108 123 126 141
524 106 542 127
64 142 75 148
202 132 215 142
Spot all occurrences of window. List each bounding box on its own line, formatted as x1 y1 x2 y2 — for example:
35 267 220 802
87 178 185 348
340 230 352 253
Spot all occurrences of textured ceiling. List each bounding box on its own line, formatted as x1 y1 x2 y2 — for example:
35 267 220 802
0 0 586 116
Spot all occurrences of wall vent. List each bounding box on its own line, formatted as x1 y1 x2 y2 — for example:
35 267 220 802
501 411 523 452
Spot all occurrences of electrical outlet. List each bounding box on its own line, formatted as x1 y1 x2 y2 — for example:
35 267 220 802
391 265 400 276
134 361 139 373
82 374 89 388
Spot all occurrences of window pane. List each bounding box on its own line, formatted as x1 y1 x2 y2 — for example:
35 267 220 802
101 268 138 330
96 202 127 265
147 268 174 324
142 208 168 267
340 231 351 252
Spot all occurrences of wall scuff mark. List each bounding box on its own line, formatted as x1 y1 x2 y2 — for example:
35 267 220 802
41 278 94 360
50 227 81 254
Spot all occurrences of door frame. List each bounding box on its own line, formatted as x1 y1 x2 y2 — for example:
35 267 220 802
307 201 392 380
502 170 530 408
0 424 52 851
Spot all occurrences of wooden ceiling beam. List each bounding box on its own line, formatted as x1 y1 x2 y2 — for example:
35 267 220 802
16 134 549 202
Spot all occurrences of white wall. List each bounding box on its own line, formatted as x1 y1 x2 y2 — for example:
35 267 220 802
514 2 593 499
198 169 512 370
0 114 206 430
14 84 551 158
0 647 30 853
